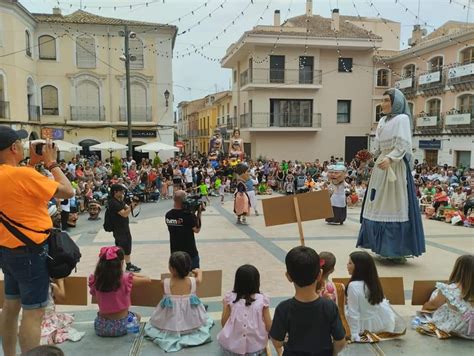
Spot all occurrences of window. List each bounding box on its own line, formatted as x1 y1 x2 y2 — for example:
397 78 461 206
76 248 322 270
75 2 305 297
38 35 56 60
74 81 101 120
338 58 353 72
76 35 96 68
408 102 414 117
427 99 441 117
403 64 416 78
458 94 473 113
270 99 313 127
130 83 148 121
375 104 383 122
461 47 474 64
377 69 389 87
129 38 144 69
41 85 59 115
270 55 285 83
25 30 32 57
299 56 314 84
429 56 443 71
248 58 253 82
337 100 351 123
233 70 237 83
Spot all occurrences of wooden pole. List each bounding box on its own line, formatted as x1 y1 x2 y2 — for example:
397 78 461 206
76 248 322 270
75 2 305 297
293 196 305 246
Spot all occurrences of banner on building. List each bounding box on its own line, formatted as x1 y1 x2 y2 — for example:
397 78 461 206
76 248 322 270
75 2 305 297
41 128 64 140
448 63 474 79
116 130 157 138
419 71 441 85
445 113 471 126
416 116 438 127
394 77 413 89
419 140 441 150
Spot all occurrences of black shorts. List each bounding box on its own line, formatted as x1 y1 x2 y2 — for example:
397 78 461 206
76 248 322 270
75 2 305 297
185 182 193 189
113 230 132 255
173 178 182 185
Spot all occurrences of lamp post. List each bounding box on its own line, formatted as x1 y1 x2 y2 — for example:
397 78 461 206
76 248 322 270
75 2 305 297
164 89 170 108
119 25 137 159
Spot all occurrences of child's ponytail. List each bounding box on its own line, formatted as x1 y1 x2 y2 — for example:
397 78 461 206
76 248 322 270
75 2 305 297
94 246 125 292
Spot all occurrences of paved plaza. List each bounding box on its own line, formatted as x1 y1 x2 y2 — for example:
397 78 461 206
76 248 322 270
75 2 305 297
45 194 473 354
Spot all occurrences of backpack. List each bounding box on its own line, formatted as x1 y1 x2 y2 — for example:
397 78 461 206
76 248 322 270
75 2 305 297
0 212 81 279
47 229 82 279
103 208 114 232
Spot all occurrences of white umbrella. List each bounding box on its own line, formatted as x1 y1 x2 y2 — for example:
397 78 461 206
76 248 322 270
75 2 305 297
53 140 81 152
89 141 128 151
134 142 179 153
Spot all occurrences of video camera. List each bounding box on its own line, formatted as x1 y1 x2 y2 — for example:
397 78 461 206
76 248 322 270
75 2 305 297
183 193 206 214
124 192 140 206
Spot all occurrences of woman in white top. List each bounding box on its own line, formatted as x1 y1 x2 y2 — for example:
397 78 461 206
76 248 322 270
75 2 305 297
357 88 425 263
345 251 396 341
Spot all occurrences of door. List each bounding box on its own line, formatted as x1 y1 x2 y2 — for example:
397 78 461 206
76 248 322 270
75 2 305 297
345 136 368 163
130 84 147 121
425 150 438 167
456 151 471 168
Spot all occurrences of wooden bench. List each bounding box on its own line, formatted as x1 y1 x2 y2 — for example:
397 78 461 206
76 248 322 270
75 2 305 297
411 280 447 305
0 276 88 306
333 277 405 305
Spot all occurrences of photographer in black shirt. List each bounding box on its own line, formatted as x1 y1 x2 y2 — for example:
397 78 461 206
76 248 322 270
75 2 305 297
165 190 202 269
106 184 141 272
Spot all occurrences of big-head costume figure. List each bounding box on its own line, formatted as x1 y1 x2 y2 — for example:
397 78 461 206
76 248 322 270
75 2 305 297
209 128 224 167
325 162 348 225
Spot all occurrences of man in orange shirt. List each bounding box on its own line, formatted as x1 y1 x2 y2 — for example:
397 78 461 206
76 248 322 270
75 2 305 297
0 126 74 356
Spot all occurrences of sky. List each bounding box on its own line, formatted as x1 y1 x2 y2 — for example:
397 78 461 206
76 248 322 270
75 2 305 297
21 0 474 108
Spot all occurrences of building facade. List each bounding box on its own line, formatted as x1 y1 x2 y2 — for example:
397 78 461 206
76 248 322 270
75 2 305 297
374 22 474 168
0 0 177 160
221 0 401 162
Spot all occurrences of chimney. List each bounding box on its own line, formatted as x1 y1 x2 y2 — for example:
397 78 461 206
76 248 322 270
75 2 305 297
409 25 423 47
274 10 281 27
52 7 62 15
306 0 313 16
331 9 340 32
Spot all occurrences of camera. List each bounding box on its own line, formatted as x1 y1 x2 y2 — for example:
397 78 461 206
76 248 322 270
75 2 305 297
32 140 55 155
183 193 206 214
124 192 140 206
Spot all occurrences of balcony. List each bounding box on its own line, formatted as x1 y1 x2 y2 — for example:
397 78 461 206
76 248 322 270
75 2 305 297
70 106 105 121
28 105 40 122
418 70 445 96
444 110 474 134
415 112 443 134
240 68 322 90
240 112 322 131
447 63 474 91
394 76 417 99
199 129 209 137
226 116 237 130
42 107 59 116
0 101 10 119
119 106 152 122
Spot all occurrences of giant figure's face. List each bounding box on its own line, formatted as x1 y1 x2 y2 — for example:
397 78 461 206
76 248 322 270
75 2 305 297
328 170 345 184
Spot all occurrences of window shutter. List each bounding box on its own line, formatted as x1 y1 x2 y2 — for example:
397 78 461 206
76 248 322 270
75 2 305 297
41 86 58 115
76 36 96 68
39 35 56 60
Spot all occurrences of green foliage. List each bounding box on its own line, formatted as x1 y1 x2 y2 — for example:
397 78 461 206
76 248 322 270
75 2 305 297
112 157 122 177
153 155 162 167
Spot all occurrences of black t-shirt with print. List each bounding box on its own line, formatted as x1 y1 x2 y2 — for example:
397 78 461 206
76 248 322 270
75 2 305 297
107 197 129 231
269 297 345 356
165 209 198 258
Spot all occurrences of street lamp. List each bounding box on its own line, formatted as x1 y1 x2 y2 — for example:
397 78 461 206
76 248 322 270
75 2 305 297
164 90 170 107
119 26 136 159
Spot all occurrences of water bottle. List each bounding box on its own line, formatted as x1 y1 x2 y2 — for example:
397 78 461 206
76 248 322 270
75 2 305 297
126 315 140 341
411 316 421 329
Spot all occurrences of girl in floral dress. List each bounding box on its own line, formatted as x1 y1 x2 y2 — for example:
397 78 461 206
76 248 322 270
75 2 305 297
422 254 473 339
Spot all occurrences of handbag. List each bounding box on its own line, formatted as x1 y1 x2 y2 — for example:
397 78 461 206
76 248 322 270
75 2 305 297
0 211 81 279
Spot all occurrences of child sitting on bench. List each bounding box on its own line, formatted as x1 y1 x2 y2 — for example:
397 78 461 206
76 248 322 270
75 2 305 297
345 251 398 341
422 254 473 339
217 264 272 355
317 251 337 302
145 252 214 352
88 246 151 337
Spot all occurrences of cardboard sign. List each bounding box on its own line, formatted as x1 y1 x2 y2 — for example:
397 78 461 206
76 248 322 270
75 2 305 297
262 190 333 245
262 190 333 226
161 270 222 298
92 279 164 307
411 280 447 305
0 277 88 306
332 277 405 305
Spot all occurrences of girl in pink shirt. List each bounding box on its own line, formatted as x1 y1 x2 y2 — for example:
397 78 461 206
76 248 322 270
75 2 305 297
88 246 150 337
217 265 272 356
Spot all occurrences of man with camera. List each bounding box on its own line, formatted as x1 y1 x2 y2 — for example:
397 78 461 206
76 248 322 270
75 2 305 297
165 190 202 269
106 184 141 272
0 127 74 356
